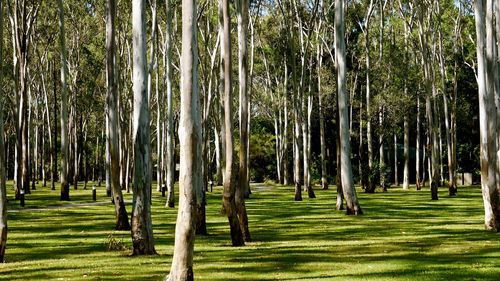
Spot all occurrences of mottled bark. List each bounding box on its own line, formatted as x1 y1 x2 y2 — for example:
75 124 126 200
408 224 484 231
475 0 499 231
106 0 130 230
0 0 7 262
221 0 244 247
166 0 200 278
336 0 362 215
131 0 156 254
165 0 175 208
57 0 70 201
236 0 251 242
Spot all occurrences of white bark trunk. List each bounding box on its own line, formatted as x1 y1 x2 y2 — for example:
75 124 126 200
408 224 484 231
165 0 175 208
167 0 200 278
0 0 7 261
336 0 362 215
131 0 156 254
57 0 70 200
475 0 499 231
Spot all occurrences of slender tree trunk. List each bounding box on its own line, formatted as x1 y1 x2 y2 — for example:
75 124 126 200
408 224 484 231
236 0 251 241
0 0 7 261
318 44 327 190
336 0 362 215
304 59 315 199
364 6 374 193
165 0 175 208
283 59 290 186
221 0 244 247
416 95 421 190
218 1 226 186
52 67 58 191
403 116 409 189
107 0 130 230
57 0 70 201
336 110 344 211
166 0 200 278
394 134 398 186
131 0 156 254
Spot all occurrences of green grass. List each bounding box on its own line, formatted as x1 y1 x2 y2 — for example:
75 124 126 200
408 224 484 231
0 181 499 280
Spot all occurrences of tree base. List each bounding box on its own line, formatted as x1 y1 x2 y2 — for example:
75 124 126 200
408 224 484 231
431 184 439 200
307 188 316 199
294 183 302 201
448 185 457 196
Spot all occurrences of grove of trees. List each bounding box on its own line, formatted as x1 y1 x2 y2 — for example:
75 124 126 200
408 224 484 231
0 0 499 278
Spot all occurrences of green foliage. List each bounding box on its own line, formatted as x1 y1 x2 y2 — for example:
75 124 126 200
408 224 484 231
367 161 392 190
249 131 276 182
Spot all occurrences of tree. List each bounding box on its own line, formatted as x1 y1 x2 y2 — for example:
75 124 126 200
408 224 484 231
164 0 175 208
106 0 130 230
8 0 40 199
335 0 362 215
166 0 200 278
474 0 499 231
131 0 156 254
0 0 7 262
236 0 251 242
359 0 376 193
57 0 70 201
221 0 245 247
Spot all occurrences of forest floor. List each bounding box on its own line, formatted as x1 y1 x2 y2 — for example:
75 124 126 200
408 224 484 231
0 181 499 280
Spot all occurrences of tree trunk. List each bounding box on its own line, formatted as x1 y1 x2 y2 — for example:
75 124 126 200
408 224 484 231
283 58 290 186
394 134 398 186
107 0 130 230
336 0 362 215
0 0 7 261
57 0 70 201
304 59 315 199
236 0 251 241
403 116 409 189
364 4 374 193
318 43 327 190
475 0 500 231
416 95 421 190
165 0 175 208
166 0 200 278
336 110 344 211
131 0 156 254
221 0 244 247
52 67 58 190
218 1 226 186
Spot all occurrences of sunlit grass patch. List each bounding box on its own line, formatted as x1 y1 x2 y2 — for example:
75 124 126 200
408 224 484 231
0 181 498 280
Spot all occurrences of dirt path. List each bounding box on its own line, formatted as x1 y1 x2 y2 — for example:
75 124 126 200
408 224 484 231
250 183 274 192
7 201 114 213
8 184 274 212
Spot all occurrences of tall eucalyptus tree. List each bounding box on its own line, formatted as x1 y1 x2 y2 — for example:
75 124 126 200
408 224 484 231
131 0 156 254
106 0 130 230
335 0 363 215
166 0 201 278
221 0 245 246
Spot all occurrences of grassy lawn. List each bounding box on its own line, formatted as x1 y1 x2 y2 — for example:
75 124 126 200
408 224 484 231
0 181 498 280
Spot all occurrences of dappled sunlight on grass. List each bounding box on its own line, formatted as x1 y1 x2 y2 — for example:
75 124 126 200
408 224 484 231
0 181 498 280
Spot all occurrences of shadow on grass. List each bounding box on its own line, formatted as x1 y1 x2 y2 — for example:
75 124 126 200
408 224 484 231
0 182 498 280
